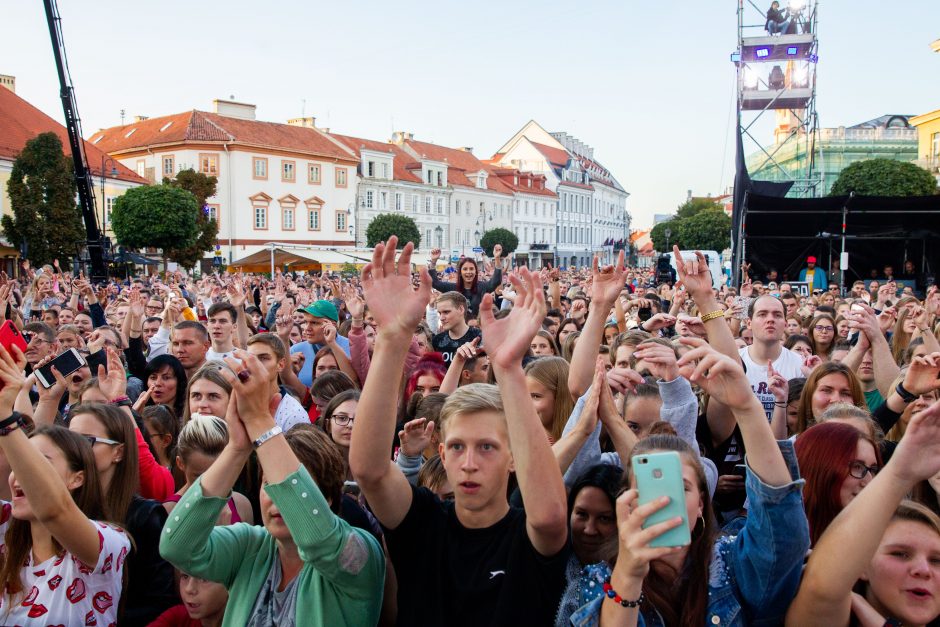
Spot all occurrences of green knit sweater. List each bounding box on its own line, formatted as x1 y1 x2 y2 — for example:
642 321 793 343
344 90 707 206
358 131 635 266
159 466 384 626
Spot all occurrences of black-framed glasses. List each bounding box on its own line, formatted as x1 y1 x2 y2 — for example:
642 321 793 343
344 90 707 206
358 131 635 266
80 435 121 447
814 325 834 333
848 460 879 480
331 414 355 427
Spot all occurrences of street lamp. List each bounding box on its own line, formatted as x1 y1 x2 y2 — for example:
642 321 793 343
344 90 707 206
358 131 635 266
100 156 119 230
665 227 672 253
434 225 443 249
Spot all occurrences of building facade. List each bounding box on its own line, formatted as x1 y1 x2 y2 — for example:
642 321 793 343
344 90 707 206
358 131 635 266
910 108 940 184
491 120 630 268
747 114 919 196
90 101 358 265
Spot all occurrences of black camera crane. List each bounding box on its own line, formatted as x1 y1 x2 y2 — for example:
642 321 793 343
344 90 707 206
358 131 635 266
43 0 109 282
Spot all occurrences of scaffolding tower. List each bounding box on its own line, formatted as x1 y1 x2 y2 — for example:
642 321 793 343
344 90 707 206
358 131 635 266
735 0 821 197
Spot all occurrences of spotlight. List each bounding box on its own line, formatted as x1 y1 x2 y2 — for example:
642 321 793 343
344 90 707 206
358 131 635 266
743 66 759 89
789 0 805 10
756 47 770 59
786 46 799 56
768 65 785 90
791 63 809 87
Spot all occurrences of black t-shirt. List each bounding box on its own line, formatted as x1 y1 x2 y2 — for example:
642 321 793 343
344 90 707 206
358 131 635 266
432 325 483 365
384 485 570 627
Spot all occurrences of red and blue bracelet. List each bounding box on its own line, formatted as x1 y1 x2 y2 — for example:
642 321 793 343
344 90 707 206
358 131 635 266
603 577 645 608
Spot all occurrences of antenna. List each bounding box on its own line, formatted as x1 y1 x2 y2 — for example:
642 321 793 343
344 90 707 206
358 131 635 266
120 108 125 125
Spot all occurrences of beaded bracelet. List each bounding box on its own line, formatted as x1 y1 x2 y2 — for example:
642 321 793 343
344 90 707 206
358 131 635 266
602 577 644 608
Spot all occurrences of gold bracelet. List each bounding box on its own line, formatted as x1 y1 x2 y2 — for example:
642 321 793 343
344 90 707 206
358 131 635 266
700 309 725 323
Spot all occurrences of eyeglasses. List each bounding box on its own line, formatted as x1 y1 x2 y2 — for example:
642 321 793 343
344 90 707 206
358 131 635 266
331 414 355 427
814 325 834 333
80 435 121 447
848 460 879 480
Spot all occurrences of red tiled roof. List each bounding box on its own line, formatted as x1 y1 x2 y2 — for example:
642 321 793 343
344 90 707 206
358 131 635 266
402 139 513 195
89 111 356 162
329 133 422 183
530 141 571 168
0 87 147 184
483 165 557 197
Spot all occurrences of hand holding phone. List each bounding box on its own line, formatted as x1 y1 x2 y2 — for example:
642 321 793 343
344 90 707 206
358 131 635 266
632 451 691 548
35 348 86 389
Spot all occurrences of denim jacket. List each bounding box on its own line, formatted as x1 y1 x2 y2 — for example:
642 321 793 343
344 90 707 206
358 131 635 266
570 440 809 627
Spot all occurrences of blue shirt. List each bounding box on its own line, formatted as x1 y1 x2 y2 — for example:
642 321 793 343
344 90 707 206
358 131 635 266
289 334 351 387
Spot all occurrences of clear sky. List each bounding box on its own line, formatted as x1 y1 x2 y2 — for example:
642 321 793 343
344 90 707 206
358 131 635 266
3 0 938 228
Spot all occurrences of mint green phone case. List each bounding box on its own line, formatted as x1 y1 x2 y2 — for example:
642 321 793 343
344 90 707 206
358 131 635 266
632 451 691 548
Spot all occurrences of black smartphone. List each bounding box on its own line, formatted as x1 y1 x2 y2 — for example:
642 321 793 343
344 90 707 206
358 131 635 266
638 307 653 322
36 348 86 389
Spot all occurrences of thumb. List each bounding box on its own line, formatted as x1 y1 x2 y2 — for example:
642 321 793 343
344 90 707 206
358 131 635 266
424 421 435 438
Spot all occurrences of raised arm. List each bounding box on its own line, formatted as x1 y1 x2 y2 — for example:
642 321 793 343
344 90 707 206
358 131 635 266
569 252 625 398
786 397 940 627
439 338 479 395
481 268 567 556
349 237 430 529
323 323 360 387
846 305 899 399
0 345 103 567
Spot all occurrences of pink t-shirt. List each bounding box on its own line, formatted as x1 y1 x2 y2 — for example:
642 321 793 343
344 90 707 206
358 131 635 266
0 503 130 626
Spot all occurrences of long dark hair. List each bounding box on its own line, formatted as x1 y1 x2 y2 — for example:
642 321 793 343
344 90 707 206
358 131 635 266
456 258 480 292
0 426 108 606
614 435 716 627
144 354 188 417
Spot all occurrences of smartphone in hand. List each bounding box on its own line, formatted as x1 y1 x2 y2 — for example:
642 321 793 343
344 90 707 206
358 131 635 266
35 348 86 389
632 451 691 548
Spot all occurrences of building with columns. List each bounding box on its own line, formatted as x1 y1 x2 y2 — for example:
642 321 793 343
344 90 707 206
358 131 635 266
491 120 630 268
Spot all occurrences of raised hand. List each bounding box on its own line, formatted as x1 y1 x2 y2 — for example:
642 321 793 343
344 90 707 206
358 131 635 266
632 341 680 382
901 353 940 396
643 313 676 332
800 354 823 378
127 288 145 319
606 366 645 395
767 360 788 403
221 349 278 429
889 397 940 484
227 276 247 308
96 347 128 401
612 490 686 581
677 337 756 411
480 267 545 370
322 322 338 346
453 337 481 363
344 286 364 320
362 237 431 337
591 250 626 306
429 247 442 263
398 418 435 458
0 345 28 416
673 245 712 301
492 244 503 259
676 314 706 337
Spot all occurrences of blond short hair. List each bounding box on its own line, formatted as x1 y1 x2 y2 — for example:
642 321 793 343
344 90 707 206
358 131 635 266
438 383 504 436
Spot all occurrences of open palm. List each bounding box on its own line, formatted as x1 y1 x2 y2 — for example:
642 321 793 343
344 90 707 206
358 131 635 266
362 237 431 336
480 268 545 369
673 245 712 300
591 250 626 305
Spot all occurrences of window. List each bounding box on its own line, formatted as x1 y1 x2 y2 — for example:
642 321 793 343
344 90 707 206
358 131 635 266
253 158 267 180
336 168 348 187
412 194 419 211
162 156 175 177
282 206 294 230
437 198 443 214
456 200 461 214
199 153 218 176
307 207 321 230
933 132 940 159
281 160 296 182
207 204 220 227
395 193 402 211
525 201 529 215
381 163 389 179
105 197 115 225
336 212 347 231
380 192 388 210
366 191 374 208
426 229 431 245
308 164 321 184
524 227 529 242
436 172 443 187
367 161 375 177
426 170 433 184
254 206 267 229
136 160 145 177
425 197 431 213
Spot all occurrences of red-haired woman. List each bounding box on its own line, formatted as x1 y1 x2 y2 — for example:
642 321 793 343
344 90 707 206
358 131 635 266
795 421 882 546
427 246 504 318
401 353 447 412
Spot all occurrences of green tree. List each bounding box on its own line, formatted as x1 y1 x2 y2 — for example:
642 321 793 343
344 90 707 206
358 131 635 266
366 213 421 249
339 262 359 278
111 185 200 268
480 227 519 257
830 158 937 197
2 132 86 267
649 220 680 252
675 197 721 220
162 169 219 269
676 207 731 252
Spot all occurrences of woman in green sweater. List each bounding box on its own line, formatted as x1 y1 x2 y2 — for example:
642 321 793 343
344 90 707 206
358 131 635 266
159 350 385 626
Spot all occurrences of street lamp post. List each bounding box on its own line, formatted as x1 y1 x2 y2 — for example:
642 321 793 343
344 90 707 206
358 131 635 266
665 227 672 253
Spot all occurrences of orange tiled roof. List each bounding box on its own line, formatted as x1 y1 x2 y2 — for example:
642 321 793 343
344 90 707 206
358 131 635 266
483 165 557 197
329 134 423 184
0 87 147 184
402 139 513 195
530 141 571 168
89 111 356 162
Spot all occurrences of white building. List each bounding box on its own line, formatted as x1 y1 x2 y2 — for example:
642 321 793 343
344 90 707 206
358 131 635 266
492 121 630 268
484 165 557 267
394 134 514 258
89 100 359 268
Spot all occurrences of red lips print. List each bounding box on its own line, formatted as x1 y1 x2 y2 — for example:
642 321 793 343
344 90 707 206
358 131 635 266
67 577 87 604
93 590 113 613
20 585 38 606
27 602 48 617
85 609 98 625
48 574 63 590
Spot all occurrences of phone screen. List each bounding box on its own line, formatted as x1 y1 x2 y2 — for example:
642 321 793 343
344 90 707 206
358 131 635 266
36 349 86 389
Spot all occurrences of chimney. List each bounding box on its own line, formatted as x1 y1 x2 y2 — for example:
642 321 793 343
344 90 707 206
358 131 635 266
213 98 256 120
134 115 149 122
0 74 15 93
687 189 692 201
287 116 317 128
459 146 474 153
391 131 414 144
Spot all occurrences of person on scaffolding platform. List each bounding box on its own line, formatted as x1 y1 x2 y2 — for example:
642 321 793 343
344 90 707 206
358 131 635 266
799 255 828 291
765 1 792 35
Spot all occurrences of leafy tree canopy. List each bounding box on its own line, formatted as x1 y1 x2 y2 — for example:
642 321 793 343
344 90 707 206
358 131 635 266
111 185 200 256
366 213 421 249
649 198 729 252
829 159 937 197
163 169 219 269
480 227 519 257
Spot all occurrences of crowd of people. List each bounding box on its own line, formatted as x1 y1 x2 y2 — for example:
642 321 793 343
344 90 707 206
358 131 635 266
0 238 939 626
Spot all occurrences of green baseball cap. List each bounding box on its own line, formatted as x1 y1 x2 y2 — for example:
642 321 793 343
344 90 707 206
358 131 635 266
296 300 339 322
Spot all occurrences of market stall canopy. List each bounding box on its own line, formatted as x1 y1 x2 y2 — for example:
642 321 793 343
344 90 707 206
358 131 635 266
112 250 158 265
228 248 324 273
